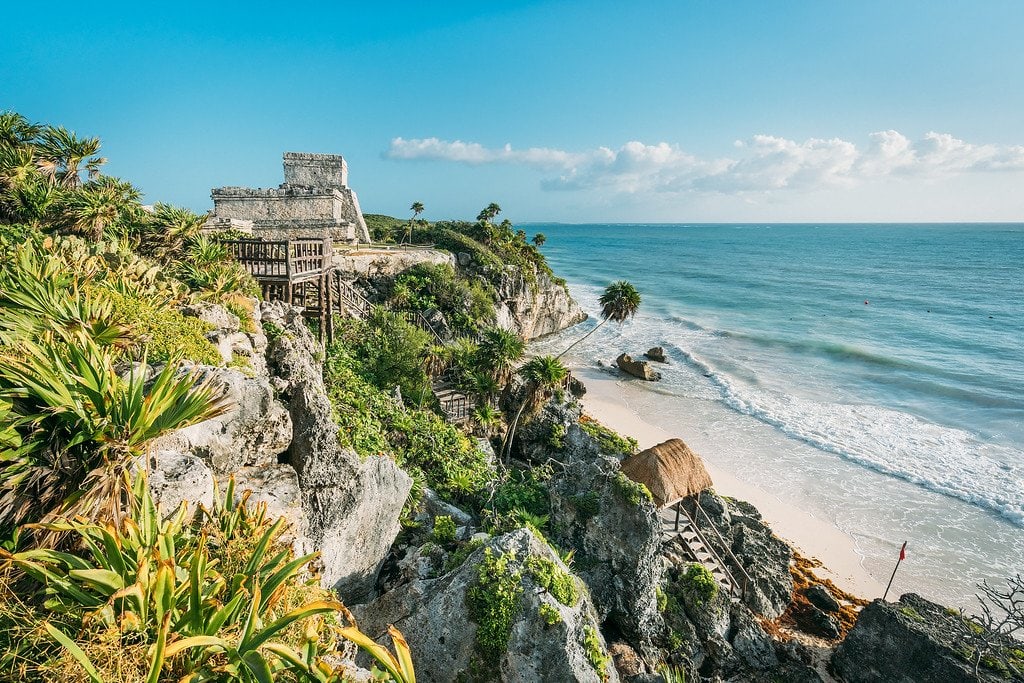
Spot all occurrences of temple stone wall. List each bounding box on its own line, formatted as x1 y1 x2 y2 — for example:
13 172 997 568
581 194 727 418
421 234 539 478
283 152 348 189
209 153 369 243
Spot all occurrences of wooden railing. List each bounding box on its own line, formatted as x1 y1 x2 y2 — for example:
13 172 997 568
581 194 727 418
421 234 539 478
222 238 331 283
688 494 755 601
332 273 372 319
674 502 746 600
440 393 471 423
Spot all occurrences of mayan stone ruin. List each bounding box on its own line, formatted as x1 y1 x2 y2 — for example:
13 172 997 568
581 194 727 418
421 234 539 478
208 152 371 243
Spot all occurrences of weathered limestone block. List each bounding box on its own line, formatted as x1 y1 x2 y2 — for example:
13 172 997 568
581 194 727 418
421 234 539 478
152 367 292 474
616 353 662 381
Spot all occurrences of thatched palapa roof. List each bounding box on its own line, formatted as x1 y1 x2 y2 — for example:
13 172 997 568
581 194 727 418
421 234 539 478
619 438 713 508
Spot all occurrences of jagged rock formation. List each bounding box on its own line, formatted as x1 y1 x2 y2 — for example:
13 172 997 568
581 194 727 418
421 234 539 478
516 402 664 664
644 347 668 363
151 300 410 603
355 529 618 683
616 353 662 381
334 247 456 279
832 593 1023 682
261 302 412 601
494 269 586 340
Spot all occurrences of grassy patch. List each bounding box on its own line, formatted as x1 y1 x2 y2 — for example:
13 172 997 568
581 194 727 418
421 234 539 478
526 555 579 607
612 471 653 506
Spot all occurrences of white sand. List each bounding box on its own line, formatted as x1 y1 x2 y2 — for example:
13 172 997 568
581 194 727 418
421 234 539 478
576 367 886 599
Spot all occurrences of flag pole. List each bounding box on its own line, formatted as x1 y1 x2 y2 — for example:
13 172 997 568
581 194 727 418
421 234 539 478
882 541 907 602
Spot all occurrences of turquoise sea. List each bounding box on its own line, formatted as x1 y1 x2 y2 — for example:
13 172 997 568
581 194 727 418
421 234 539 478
530 223 1023 605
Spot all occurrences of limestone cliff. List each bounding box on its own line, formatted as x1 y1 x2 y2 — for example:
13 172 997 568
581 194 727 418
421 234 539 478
493 268 586 340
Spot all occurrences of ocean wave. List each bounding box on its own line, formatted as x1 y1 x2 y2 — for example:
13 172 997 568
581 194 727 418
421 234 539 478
668 346 1024 526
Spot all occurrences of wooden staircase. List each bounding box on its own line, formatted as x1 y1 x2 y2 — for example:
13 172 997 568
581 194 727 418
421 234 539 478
660 503 745 602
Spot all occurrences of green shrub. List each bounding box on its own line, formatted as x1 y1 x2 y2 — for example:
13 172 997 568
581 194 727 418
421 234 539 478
656 586 668 613
538 603 562 626
432 515 458 544
612 471 653 506
582 625 611 681
580 416 638 455
103 287 221 365
466 549 523 665
571 491 602 521
390 262 496 336
682 563 719 605
526 555 579 606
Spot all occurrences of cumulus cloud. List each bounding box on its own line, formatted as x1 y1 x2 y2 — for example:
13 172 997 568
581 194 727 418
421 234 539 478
385 131 1024 194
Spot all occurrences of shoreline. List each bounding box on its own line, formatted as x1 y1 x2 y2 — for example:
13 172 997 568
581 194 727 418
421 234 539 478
573 365 887 600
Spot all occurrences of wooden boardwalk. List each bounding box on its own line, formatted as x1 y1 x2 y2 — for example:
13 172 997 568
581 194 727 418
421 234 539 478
223 237 473 424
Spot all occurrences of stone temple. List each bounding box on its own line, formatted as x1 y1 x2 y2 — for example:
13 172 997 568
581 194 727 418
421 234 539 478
207 152 370 243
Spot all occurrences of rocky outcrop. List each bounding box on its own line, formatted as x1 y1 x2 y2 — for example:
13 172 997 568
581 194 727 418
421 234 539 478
153 366 292 474
494 268 586 340
644 347 667 363
832 593 1022 683
519 402 664 658
333 247 455 279
262 302 412 601
355 529 618 683
616 353 662 381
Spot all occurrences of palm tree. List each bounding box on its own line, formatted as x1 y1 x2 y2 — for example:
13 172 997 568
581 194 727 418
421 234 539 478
557 280 641 359
37 125 105 188
500 355 568 462
405 201 425 244
477 202 502 223
0 111 42 147
476 326 525 386
60 186 122 241
532 233 547 247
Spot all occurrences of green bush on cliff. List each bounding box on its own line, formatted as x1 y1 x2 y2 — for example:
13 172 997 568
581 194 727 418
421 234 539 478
526 555 579 606
324 335 495 505
613 471 654 506
580 416 639 455
582 625 612 681
466 548 524 665
102 286 221 365
389 262 496 336
681 563 719 605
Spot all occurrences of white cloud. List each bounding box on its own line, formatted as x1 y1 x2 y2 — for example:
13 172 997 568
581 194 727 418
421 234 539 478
386 131 1024 195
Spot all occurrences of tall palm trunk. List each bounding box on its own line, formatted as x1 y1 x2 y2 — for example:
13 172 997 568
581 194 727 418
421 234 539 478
555 318 607 360
500 394 532 463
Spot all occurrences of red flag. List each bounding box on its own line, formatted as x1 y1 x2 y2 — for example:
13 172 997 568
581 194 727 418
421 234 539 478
899 541 907 561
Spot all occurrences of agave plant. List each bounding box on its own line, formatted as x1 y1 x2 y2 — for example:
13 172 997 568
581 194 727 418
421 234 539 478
2 475 417 683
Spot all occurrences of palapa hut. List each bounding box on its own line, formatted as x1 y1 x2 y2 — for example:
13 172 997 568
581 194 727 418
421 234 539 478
619 438 713 509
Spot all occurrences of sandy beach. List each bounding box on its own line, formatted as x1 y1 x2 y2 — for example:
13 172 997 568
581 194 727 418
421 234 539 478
574 365 887 600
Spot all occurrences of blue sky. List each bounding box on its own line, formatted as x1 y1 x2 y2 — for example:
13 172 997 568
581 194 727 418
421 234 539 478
3 0 1023 222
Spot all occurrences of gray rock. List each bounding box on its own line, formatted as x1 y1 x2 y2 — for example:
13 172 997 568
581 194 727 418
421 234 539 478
457 251 472 266
805 584 841 613
730 608 778 670
149 449 215 515
354 529 619 683
233 464 310 553
535 405 664 655
832 593 1014 682
688 492 793 619
644 347 667 363
418 488 474 527
262 301 411 601
616 353 662 381
152 366 292 474
493 268 587 340
181 301 240 331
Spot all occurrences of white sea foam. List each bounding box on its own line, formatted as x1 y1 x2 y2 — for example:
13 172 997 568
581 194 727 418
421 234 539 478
549 286 1024 526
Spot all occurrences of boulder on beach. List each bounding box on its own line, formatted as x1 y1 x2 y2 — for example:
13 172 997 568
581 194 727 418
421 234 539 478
616 353 662 381
644 346 667 363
